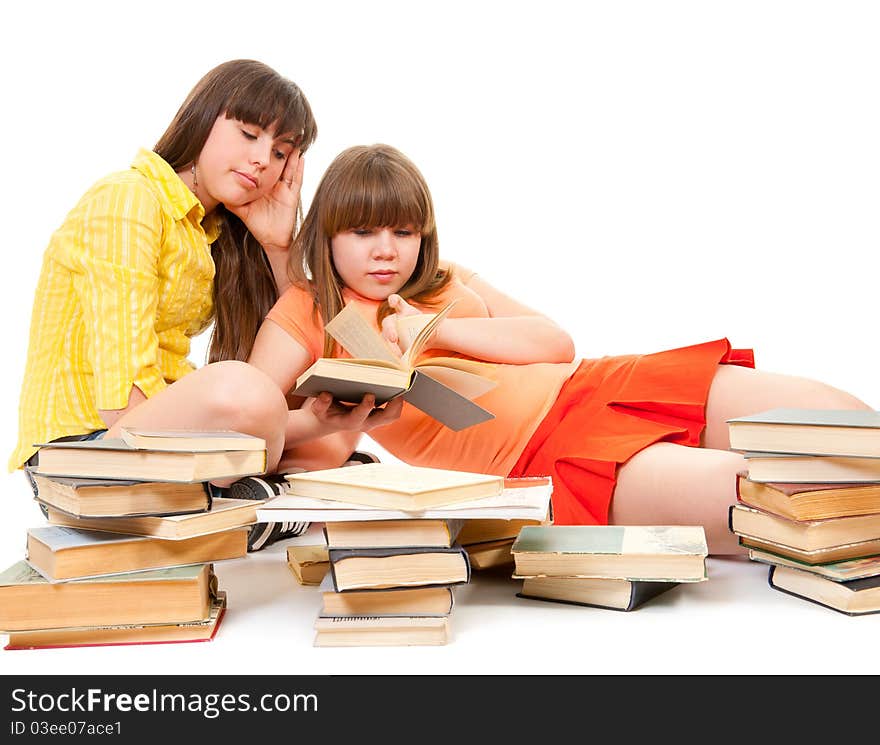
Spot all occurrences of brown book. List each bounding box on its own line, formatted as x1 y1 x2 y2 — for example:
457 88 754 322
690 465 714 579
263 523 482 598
32 438 267 483
738 534 880 565
319 576 454 617
511 525 708 582
457 518 544 546
45 498 260 540
313 616 449 647
284 463 504 510
736 471 880 521
29 470 209 518
328 545 471 592
25 525 248 581
729 503 880 553
293 301 495 431
4 592 227 650
742 452 880 484
518 576 679 611
323 518 462 549
728 408 880 457
465 538 515 570
768 565 880 615
120 428 266 452
0 562 214 632
286 545 330 586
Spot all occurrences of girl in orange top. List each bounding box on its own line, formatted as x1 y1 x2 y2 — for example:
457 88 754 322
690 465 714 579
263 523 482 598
249 144 872 554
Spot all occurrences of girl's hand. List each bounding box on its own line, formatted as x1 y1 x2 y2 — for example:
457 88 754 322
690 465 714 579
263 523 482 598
380 294 426 356
227 152 305 253
309 392 403 434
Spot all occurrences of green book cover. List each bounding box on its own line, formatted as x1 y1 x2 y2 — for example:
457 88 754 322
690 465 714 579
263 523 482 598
0 560 208 587
511 525 708 556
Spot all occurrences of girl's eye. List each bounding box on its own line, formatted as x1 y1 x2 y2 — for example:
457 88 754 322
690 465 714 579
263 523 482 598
395 229 413 237
273 149 287 161
353 229 373 236
240 129 257 141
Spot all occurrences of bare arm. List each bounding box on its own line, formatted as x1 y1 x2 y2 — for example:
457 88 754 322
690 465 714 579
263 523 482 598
384 273 575 364
248 319 401 462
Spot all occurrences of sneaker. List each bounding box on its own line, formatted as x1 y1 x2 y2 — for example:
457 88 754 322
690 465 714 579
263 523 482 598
233 452 381 552
229 475 311 552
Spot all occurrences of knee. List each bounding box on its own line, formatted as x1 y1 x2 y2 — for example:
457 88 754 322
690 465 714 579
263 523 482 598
801 378 872 411
204 361 288 431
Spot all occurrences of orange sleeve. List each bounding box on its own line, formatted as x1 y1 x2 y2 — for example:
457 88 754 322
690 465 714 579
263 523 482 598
265 284 325 364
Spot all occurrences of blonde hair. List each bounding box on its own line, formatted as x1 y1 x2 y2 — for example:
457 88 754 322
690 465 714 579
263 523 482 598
154 59 318 363
290 144 451 356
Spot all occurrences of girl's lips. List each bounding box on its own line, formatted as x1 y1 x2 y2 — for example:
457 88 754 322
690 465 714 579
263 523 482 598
369 271 397 284
233 171 259 188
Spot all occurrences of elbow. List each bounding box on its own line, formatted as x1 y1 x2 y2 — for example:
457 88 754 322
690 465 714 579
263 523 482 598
547 324 576 363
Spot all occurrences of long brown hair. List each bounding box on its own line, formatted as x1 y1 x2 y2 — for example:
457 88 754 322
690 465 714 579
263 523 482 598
290 144 452 356
154 59 318 362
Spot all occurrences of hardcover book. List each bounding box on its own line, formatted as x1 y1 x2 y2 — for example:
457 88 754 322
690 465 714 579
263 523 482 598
32 438 267 483
313 615 449 647
283 463 505 510
318 574 454 617
747 547 880 582
0 561 215 632
464 538 515 570
28 470 210 518
328 544 471 592
4 592 227 650
293 300 495 431
742 451 880 484
517 576 679 611
735 471 880 521
45 497 261 540
286 545 330 586
259 476 551 522
729 503 880 553
25 525 248 582
511 525 709 582
120 428 266 452
768 564 880 615
737 533 880 564
322 518 463 549
728 408 880 457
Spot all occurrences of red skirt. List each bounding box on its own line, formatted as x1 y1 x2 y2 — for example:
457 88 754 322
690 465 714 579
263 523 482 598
509 338 755 525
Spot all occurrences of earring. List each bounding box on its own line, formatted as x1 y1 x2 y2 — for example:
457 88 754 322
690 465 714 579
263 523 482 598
191 163 198 188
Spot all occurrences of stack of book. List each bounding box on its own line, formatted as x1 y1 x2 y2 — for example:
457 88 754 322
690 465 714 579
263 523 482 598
728 408 880 615
0 428 268 649
258 463 553 645
511 525 709 611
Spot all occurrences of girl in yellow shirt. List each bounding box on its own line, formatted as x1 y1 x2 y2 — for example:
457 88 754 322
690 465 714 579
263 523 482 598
11 60 394 512
249 144 872 554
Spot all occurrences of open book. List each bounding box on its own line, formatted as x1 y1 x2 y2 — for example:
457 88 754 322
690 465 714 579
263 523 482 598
293 300 496 431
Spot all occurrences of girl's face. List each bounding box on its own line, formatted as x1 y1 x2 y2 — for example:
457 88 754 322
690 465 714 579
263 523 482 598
196 115 296 210
330 227 421 301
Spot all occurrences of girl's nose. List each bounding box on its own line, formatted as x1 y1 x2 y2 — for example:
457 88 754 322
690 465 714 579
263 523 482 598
372 229 397 258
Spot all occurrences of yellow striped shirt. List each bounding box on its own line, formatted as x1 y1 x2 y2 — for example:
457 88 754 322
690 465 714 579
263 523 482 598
9 149 221 470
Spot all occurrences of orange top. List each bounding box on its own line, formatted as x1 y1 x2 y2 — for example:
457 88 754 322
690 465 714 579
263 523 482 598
266 264 578 475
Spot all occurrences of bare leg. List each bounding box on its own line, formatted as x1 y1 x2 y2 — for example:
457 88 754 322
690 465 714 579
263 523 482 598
703 365 872 450
105 361 289 478
609 442 746 555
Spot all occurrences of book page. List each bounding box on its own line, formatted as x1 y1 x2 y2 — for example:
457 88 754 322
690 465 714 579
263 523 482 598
402 300 458 366
325 304 401 366
414 365 497 400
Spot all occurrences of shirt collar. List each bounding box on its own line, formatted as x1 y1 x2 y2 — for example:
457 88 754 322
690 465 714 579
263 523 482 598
131 149 221 243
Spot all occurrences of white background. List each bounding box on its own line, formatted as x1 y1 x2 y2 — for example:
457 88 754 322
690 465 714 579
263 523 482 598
1 1 879 674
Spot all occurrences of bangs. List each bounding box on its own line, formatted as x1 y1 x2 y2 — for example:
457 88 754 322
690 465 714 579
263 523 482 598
321 154 434 236
225 73 317 152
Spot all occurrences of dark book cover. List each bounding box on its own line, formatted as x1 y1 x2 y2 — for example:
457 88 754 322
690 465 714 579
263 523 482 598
328 544 471 592
517 580 679 612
